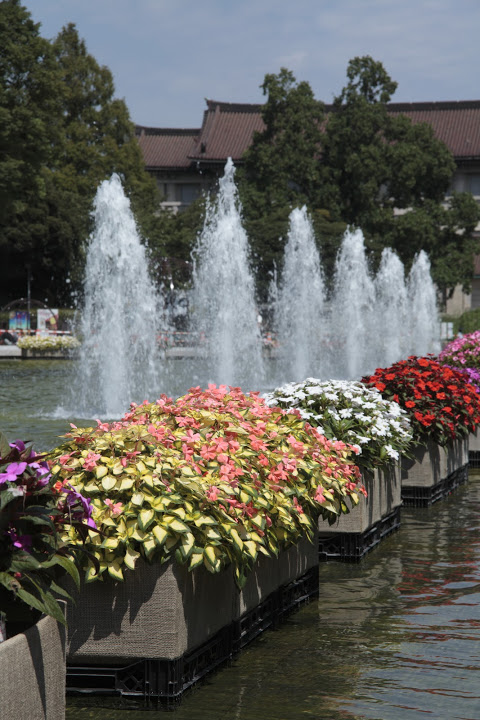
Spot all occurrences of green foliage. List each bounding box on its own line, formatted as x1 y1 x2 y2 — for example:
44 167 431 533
0 7 159 306
455 308 480 335
238 69 329 300
147 196 207 288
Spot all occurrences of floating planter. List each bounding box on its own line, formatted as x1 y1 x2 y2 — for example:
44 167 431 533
264 379 412 560
48 385 363 703
363 357 478 506
0 614 66 720
17 334 80 359
437 334 480 469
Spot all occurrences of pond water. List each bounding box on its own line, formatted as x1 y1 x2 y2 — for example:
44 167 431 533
66 479 480 720
2 360 480 719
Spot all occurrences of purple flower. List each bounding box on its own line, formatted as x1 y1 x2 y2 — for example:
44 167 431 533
30 461 51 487
63 485 96 529
0 462 27 484
8 440 26 454
7 529 33 552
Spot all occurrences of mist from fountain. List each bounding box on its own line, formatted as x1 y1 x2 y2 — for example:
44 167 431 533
190 158 264 388
72 174 162 417
330 228 377 379
407 250 441 356
374 247 410 366
273 206 327 381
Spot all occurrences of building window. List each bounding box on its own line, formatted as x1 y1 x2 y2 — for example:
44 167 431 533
175 183 201 205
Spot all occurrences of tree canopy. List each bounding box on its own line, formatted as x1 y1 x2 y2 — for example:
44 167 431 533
0 1 158 307
239 57 480 302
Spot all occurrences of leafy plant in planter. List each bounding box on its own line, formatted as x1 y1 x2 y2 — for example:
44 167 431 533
0 432 95 635
47 385 364 589
362 356 480 445
264 379 414 473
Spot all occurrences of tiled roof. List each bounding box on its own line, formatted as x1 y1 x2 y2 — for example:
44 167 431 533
135 127 199 169
189 100 264 162
137 100 480 169
387 101 480 159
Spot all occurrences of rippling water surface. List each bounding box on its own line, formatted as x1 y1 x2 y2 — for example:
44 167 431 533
66 480 480 720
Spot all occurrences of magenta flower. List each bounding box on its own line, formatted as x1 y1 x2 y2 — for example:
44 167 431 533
7 529 33 552
0 462 28 484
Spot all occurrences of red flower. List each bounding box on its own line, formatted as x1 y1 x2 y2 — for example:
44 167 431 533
405 400 416 408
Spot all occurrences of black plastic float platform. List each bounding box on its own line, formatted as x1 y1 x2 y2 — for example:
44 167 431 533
469 451 480 469
318 506 401 562
66 566 319 708
401 464 469 507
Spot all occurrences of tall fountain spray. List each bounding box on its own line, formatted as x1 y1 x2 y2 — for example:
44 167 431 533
407 250 441 356
273 206 327 381
73 174 162 417
374 247 410 366
191 159 264 387
330 228 376 379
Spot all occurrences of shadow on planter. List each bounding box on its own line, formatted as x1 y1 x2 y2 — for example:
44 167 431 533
67 533 317 664
0 613 66 720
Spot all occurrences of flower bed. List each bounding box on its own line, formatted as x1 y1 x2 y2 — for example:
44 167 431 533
362 356 480 446
17 334 80 354
264 379 410 551
48 385 363 589
363 356 478 503
438 330 480 370
438 334 480 463
264 379 413 473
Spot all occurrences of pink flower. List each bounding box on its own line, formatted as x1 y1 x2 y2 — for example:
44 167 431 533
205 485 219 502
83 452 101 471
104 499 123 516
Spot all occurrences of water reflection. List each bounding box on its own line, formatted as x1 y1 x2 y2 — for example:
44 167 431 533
65 479 480 720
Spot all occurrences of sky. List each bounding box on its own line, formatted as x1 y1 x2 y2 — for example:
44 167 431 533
22 0 480 129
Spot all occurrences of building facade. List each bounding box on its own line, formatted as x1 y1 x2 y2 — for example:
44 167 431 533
136 99 480 312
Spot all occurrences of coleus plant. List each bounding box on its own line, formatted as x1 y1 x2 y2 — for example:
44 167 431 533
362 356 480 445
264 379 413 473
47 385 364 589
0 432 95 631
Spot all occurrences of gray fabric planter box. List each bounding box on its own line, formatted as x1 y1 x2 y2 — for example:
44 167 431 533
401 440 448 489
469 428 480 453
66 531 318 665
318 466 396 536
0 614 66 720
401 439 468 506
317 464 402 561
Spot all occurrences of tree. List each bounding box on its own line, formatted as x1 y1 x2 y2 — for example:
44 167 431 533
45 23 159 303
238 69 338 300
0 10 160 306
0 0 63 303
320 55 480 297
